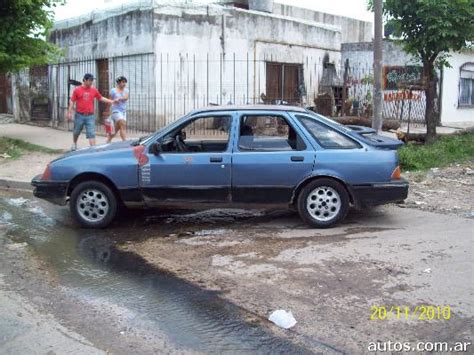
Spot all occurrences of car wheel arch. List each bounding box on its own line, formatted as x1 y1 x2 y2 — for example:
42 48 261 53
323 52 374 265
67 173 120 202
291 174 355 206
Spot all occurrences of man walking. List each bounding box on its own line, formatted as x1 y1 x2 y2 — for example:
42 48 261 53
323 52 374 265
67 73 116 150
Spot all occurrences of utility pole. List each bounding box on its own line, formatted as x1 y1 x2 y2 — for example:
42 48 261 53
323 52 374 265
372 0 383 132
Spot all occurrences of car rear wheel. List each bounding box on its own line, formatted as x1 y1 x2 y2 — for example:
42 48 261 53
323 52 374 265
70 181 117 228
297 178 349 228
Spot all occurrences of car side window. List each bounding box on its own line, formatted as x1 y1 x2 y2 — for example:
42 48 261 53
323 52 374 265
238 115 306 151
160 115 232 153
297 115 361 149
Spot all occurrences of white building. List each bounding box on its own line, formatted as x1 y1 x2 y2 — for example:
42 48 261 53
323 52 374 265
440 49 474 127
21 0 372 131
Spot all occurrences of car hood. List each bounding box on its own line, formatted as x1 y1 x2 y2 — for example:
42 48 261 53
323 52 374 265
52 141 135 162
346 125 404 150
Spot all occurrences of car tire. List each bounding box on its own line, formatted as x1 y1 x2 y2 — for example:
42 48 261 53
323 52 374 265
297 178 349 228
70 181 117 228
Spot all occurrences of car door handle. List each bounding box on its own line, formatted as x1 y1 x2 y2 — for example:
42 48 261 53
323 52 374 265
291 156 304 162
210 156 223 163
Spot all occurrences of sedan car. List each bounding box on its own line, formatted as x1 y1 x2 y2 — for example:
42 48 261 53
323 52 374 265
32 105 408 228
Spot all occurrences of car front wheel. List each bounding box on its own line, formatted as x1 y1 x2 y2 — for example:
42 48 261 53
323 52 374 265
297 178 349 228
70 181 117 228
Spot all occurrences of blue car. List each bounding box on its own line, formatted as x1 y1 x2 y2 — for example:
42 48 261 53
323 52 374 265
32 105 408 228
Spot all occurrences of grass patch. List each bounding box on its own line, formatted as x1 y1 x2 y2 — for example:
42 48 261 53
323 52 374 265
0 137 63 160
399 132 474 171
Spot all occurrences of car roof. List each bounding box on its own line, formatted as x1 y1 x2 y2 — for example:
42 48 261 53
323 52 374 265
189 104 308 115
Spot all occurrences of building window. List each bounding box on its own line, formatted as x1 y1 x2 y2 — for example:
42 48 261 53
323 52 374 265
459 63 474 107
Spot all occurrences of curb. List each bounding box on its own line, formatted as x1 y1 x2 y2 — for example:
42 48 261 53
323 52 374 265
0 178 33 191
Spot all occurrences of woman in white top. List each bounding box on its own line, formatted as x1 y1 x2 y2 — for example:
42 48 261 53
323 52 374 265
107 76 129 142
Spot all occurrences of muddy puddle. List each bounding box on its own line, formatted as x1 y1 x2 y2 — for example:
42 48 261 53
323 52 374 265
0 194 317 353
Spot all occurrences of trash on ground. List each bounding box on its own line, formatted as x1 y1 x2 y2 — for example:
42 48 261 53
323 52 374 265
268 310 297 329
423 268 432 273
5 242 28 251
7 197 29 207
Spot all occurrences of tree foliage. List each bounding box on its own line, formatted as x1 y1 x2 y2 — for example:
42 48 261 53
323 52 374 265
0 0 63 73
382 0 474 67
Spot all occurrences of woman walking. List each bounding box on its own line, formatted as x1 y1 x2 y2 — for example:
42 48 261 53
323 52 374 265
107 76 129 142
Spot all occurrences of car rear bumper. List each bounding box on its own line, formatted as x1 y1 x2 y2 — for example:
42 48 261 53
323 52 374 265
31 175 68 205
351 179 409 208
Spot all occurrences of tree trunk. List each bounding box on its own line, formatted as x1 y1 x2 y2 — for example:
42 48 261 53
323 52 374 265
423 60 437 143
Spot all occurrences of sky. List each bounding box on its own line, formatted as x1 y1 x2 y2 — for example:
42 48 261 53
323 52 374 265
53 0 373 22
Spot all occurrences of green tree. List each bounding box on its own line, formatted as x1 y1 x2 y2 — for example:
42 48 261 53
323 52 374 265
373 0 474 142
0 0 63 73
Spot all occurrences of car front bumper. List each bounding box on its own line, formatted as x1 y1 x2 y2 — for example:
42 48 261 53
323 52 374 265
31 175 68 206
351 179 409 208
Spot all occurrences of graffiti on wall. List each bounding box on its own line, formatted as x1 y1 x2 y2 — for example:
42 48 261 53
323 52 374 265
383 66 422 90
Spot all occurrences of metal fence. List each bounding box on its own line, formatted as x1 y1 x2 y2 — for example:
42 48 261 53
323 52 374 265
22 52 437 135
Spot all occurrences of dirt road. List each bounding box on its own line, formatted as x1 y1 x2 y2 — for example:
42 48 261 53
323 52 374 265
1 162 472 353
125 205 473 353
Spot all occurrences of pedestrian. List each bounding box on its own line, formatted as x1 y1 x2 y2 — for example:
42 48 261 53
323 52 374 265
107 76 129 142
66 73 116 151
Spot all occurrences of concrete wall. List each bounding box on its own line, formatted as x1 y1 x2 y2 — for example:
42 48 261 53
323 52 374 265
341 41 428 123
440 50 474 126
342 41 420 67
152 4 342 124
272 3 372 43
50 7 154 59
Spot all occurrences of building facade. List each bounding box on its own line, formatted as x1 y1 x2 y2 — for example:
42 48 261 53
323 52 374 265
12 0 372 131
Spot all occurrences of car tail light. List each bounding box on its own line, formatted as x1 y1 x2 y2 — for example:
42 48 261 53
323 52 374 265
391 165 401 180
41 164 52 180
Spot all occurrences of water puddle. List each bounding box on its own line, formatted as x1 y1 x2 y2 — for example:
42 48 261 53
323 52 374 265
0 196 315 353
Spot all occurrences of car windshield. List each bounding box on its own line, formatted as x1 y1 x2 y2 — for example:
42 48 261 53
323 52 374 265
137 113 192 145
304 111 351 132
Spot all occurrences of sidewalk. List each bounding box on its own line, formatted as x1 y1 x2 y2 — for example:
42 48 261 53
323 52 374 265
0 123 141 186
1 123 110 150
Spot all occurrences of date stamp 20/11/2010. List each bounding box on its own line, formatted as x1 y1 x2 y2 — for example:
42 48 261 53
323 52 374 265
370 305 451 321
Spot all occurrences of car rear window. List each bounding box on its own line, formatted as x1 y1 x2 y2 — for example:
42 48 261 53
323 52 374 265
297 115 361 149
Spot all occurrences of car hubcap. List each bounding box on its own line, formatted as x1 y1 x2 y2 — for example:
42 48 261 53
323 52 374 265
306 186 341 222
77 189 109 223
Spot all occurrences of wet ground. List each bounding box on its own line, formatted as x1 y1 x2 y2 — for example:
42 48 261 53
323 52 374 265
1 185 473 353
0 190 323 354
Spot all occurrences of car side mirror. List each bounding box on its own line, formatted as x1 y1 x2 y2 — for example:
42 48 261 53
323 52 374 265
150 142 162 155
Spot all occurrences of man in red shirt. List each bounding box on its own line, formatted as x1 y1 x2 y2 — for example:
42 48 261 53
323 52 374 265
67 73 116 150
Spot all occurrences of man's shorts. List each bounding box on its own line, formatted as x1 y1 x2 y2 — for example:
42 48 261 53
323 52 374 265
111 111 126 122
74 113 96 139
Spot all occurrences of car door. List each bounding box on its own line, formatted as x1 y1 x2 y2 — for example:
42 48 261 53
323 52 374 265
231 111 315 203
142 113 235 204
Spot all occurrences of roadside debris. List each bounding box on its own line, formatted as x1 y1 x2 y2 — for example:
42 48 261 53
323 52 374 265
5 242 28 251
403 162 473 217
7 197 29 207
268 310 297 329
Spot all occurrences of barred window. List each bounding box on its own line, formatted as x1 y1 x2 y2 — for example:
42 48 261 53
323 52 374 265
459 63 474 106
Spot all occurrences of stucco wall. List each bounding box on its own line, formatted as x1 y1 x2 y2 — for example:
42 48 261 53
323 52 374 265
272 3 372 43
50 8 154 59
342 41 420 67
152 4 342 123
